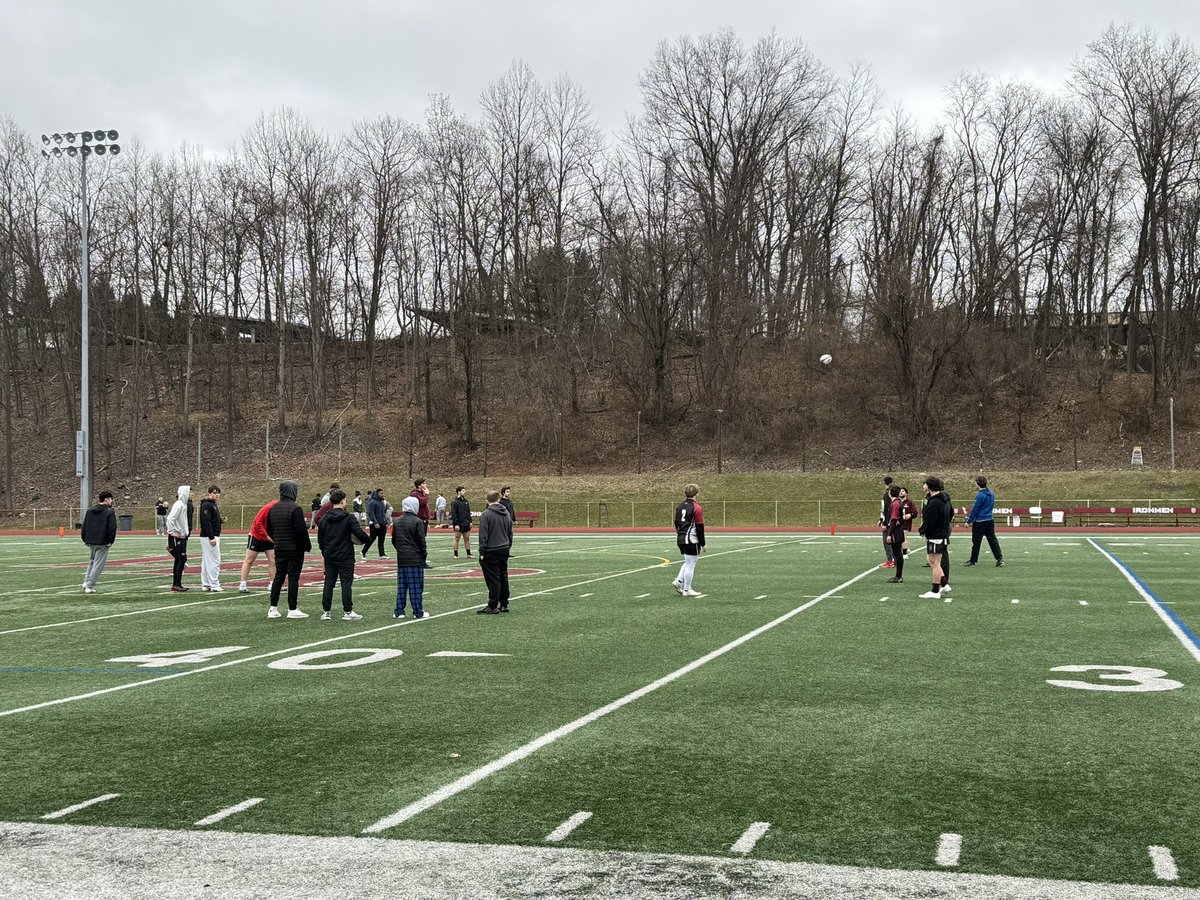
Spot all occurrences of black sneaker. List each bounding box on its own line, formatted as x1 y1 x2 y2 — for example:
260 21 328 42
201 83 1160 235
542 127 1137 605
499 606 509 612
887 576 902 583
477 607 499 615
453 550 459 558
996 559 1005 567
963 562 977 568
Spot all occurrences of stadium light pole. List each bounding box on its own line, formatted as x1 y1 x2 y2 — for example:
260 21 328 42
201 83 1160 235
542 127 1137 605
40 129 121 522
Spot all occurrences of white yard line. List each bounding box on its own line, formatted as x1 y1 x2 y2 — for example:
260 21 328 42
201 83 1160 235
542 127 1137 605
0 541 808 719
427 652 511 658
42 793 120 820
1088 538 1200 663
194 798 264 827
1149 846 1178 881
0 591 266 636
544 811 592 842
363 561 879 834
935 833 962 867
730 822 771 855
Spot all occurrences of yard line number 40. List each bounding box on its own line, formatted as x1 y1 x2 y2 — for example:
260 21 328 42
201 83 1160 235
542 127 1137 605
109 646 402 671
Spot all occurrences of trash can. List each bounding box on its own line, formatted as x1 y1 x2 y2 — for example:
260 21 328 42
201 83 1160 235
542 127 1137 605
119 514 134 532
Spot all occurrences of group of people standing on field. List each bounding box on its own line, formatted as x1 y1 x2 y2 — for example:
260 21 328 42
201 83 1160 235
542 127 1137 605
879 474 1005 598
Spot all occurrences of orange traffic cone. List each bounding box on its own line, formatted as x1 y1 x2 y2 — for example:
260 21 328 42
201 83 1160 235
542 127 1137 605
830 523 836 536
59 526 65 537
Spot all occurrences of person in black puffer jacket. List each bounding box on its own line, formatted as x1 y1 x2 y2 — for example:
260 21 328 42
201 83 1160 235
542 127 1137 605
392 496 428 618
266 480 312 618
918 476 953 600
317 488 368 621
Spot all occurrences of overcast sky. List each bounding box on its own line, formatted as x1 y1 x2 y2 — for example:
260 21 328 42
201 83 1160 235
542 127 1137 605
3 0 1197 157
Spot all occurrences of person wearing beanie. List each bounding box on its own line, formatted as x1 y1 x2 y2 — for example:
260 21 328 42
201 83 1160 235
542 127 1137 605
392 495 428 618
266 481 312 618
317 488 368 621
165 485 192 592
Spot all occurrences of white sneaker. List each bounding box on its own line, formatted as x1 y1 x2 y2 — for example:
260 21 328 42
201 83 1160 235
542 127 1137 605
941 584 952 593
343 611 363 621
210 586 224 593
354 573 363 580
238 582 249 593
320 612 331 621
682 589 704 597
286 609 309 619
267 606 281 619
83 586 95 594
672 579 684 594
81 582 88 590
919 590 941 599
201 586 211 592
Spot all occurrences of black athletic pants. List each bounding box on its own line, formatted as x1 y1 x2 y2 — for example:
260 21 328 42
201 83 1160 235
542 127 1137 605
481 551 510 610
322 557 354 612
363 524 387 558
888 538 905 579
168 536 188 586
271 553 304 610
969 520 1003 564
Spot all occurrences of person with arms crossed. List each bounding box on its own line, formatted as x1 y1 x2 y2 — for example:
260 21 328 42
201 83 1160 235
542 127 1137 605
80 489 117 594
198 485 224 592
362 488 389 559
155 497 168 536
392 496 429 618
672 483 706 598
883 485 906 584
450 486 472 558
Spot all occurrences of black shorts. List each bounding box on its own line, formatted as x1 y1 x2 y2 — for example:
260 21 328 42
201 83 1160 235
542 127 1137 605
247 535 274 553
679 543 701 557
926 538 947 556
456 525 472 534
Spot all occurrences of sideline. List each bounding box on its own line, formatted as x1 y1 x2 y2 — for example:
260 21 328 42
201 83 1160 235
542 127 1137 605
364 559 874 833
1087 538 1200 663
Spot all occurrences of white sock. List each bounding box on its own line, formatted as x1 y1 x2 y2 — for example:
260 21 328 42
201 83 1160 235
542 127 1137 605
681 555 698 591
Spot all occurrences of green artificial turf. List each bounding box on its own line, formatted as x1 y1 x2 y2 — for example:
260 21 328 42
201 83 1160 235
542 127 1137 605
1 532 1198 888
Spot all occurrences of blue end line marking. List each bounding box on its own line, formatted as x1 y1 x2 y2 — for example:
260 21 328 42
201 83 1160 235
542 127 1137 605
1091 541 1200 656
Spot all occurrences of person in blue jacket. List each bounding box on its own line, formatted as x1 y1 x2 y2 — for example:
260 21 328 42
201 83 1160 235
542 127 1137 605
965 475 1004 567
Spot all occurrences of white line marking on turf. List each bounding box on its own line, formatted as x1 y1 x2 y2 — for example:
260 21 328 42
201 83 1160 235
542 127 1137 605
0 541 810 719
362 562 879 834
426 651 511 658
936 833 962 867
635 593 651 599
0 593 263 636
579 593 594 598
730 821 771 855
1011 599 1020 604
1088 538 1200 664
1150 846 1178 881
1079 601 1089 606
879 597 888 602
544 811 592 842
194 798 264 827
42 793 120 820
754 595 767 600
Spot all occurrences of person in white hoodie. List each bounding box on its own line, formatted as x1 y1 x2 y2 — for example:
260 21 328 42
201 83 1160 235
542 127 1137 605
165 485 192 592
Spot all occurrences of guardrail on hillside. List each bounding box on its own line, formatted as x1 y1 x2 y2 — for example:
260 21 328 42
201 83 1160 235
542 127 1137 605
1 499 1196 531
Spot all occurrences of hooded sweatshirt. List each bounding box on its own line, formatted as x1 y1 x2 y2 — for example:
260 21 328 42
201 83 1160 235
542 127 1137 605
199 495 222 538
165 485 191 537
267 481 312 556
967 487 995 524
318 506 370 564
367 490 388 527
81 501 118 546
391 497 428 566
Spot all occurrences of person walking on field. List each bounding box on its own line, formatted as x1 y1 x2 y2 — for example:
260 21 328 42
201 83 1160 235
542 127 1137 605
477 490 513 614
672 483 706 598
155 497 168 536
239 499 276 593
362 488 389 559
266 481 312 619
392 496 428 619
317 488 367 621
918 477 953 599
80 489 117 594
450 486 472 558
165 485 192 593
198 485 224 592
965 475 1004 568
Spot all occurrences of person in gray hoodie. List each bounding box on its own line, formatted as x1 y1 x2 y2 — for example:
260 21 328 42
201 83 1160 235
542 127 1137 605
165 485 192 592
476 489 514 614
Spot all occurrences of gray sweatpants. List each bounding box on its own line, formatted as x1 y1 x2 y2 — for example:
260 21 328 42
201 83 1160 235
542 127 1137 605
85 543 110 588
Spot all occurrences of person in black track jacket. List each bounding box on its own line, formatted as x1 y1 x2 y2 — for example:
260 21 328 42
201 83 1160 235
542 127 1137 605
317 488 368 621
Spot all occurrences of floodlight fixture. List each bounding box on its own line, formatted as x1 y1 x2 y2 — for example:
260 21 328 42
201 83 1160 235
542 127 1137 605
107 130 118 140
41 134 50 145
64 132 76 143
81 131 93 142
94 145 106 155
67 146 78 157
53 133 63 144
110 144 120 155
